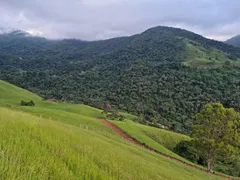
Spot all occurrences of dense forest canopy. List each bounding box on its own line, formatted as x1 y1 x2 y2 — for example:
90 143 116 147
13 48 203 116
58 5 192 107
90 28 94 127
0 26 240 132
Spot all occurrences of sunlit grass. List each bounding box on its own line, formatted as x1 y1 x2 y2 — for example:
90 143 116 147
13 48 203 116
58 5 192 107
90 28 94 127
0 80 224 179
0 108 221 180
112 120 190 158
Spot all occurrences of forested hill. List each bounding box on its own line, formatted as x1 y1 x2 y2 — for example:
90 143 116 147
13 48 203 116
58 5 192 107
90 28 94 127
226 35 240 47
0 26 240 132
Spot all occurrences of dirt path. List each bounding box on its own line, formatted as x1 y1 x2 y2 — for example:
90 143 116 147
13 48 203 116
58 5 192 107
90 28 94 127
96 118 236 180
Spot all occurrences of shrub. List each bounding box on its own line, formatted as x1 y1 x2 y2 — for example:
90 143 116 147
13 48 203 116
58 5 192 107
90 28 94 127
20 100 35 107
118 115 125 121
106 110 126 121
174 140 202 164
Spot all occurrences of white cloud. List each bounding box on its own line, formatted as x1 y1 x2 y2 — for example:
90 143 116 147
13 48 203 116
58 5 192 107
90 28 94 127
26 29 43 36
0 0 239 41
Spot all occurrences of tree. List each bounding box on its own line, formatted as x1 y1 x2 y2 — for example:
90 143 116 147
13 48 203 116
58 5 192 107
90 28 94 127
137 102 144 122
191 103 240 172
174 140 201 163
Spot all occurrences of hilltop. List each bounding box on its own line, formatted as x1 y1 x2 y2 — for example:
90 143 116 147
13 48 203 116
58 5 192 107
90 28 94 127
0 26 240 132
226 35 240 47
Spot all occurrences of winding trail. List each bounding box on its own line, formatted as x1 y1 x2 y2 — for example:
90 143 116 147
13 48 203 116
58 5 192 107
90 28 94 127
96 118 236 180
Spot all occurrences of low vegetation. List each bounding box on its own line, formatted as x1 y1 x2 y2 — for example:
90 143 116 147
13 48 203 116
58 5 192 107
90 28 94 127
112 120 191 159
182 39 240 68
111 102 240 177
20 100 35 106
2 108 200 180
0 81 225 179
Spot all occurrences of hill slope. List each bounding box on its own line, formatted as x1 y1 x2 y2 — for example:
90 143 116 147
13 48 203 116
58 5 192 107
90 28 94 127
1 108 225 180
0 80 225 179
0 26 240 132
0 80 41 105
226 35 240 47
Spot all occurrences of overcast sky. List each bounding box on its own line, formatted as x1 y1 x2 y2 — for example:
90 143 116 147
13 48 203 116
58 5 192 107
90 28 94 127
0 0 240 41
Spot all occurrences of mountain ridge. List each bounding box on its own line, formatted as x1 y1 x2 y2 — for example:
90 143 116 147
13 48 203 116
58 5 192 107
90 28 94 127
0 25 240 132
226 34 240 47
1 26 240 56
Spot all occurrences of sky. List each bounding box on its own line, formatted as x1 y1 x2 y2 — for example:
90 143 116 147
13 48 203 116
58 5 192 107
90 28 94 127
0 0 240 41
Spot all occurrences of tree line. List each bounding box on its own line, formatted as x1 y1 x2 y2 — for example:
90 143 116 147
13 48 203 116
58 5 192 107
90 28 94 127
175 103 240 177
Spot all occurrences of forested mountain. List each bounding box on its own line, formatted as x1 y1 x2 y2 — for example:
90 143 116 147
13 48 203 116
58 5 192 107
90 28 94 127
226 35 240 47
0 26 240 132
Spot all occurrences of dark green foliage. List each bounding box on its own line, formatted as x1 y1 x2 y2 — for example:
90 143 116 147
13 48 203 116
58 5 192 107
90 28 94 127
118 115 126 121
214 160 240 178
191 103 240 173
0 26 240 132
174 103 240 177
21 100 35 106
174 140 200 164
175 140 240 177
106 110 126 121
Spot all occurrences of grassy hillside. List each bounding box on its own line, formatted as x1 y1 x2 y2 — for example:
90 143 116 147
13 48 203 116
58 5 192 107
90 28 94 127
182 39 240 68
112 120 190 158
0 79 194 163
0 81 223 179
0 108 223 180
0 80 41 105
0 79 103 117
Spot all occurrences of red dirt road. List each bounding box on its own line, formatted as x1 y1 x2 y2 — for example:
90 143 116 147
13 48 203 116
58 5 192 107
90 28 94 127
97 118 236 180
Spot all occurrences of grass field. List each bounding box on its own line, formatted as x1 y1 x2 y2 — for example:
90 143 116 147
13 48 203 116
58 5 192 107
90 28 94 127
0 80 224 179
0 108 222 180
182 39 240 68
112 120 190 159
0 80 42 106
